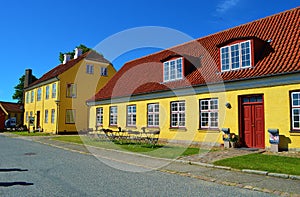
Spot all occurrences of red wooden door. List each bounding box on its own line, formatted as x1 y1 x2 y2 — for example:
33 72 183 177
241 95 265 148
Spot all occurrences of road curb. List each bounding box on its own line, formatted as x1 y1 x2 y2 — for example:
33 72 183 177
5 133 299 182
242 169 268 175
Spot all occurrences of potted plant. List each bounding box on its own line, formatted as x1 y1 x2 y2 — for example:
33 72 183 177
230 134 239 148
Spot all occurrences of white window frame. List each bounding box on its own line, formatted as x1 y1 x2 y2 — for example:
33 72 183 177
44 109 48 123
109 106 118 126
291 92 300 130
51 109 55 124
96 107 103 127
170 101 185 128
52 83 57 98
147 103 159 127
220 40 251 71
26 92 29 103
45 86 50 100
200 98 219 129
31 91 34 103
127 105 136 127
163 57 183 82
101 67 108 76
37 88 42 101
86 64 94 74
66 83 76 98
66 109 76 124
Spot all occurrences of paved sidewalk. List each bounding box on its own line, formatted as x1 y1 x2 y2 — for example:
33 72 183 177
2 133 300 196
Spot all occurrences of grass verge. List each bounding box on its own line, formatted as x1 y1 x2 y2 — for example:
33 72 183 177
7 131 51 136
52 136 204 159
213 153 300 175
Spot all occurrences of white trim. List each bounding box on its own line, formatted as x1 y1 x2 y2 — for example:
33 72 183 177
163 57 183 82
220 40 252 72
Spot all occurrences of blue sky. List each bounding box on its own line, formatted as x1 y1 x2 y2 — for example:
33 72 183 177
0 0 298 102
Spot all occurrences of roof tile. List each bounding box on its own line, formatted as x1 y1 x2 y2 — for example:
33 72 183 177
90 7 300 102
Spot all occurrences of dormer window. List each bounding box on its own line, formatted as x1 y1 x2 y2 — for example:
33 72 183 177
163 57 183 82
220 40 252 71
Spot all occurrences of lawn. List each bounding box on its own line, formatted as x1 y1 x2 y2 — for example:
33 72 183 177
8 131 51 136
213 153 300 175
52 135 202 159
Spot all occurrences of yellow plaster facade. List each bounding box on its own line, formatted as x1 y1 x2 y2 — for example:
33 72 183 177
24 54 116 133
89 82 300 150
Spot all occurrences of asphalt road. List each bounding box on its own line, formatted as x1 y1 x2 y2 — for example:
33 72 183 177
0 135 274 197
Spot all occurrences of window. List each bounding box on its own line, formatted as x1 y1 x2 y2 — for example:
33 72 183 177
101 67 108 76
52 83 57 98
291 91 300 131
221 40 251 71
66 84 76 98
86 64 94 74
96 107 103 127
37 88 42 101
170 101 185 128
148 103 159 127
45 86 50 99
44 110 48 123
51 109 55 124
26 112 29 122
127 105 136 127
109 106 118 126
26 92 29 104
66 109 76 124
200 99 218 129
31 91 34 103
163 57 183 82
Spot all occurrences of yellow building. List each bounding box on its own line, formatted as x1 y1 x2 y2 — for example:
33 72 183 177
24 49 116 133
87 8 300 150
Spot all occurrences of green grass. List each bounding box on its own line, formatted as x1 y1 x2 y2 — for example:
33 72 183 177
214 153 300 175
52 136 202 159
8 131 51 136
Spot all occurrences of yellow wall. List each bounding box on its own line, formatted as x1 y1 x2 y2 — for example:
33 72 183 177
24 82 58 133
24 59 116 133
58 61 116 132
89 83 300 149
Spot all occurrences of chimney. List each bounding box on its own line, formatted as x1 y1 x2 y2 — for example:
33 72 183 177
74 48 83 59
24 69 33 89
63 54 71 64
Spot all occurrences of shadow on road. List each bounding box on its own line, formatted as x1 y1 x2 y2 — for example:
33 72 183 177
0 168 28 172
0 182 34 187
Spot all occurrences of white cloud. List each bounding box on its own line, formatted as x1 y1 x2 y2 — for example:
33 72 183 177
216 0 240 14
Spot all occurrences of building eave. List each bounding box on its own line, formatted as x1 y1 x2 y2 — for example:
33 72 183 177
87 71 300 106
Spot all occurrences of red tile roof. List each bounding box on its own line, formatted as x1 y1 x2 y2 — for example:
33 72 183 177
27 51 111 88
0 102 23 114
90 7 300 102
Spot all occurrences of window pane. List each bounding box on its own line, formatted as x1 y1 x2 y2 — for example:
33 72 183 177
170 61 176 80
46 86 50 99
221 47 230 71
176 58 182 79
241 41 251 67
231 44 240 69
164 62 169 81
52 84 57 98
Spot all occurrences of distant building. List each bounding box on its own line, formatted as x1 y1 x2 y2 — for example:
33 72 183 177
0 102 23 130
87 8 300 150
23 48 116 133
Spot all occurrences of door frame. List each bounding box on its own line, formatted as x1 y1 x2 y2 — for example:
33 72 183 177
238 94 265 148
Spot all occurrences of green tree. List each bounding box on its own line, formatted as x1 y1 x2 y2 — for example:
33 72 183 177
59 44 91 63
12 74 37 103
